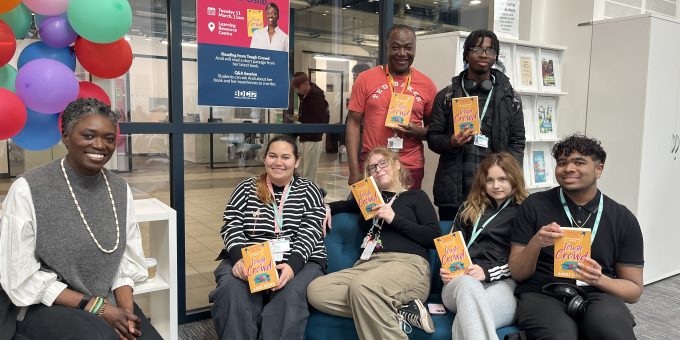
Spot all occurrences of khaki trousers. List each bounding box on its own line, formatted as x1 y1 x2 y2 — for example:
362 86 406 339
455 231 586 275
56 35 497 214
298 140 323 183
307 252 431 340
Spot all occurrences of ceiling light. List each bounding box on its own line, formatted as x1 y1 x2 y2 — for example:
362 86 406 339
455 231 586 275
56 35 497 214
314 55 351 62
470 0 482 5
405 4 411 10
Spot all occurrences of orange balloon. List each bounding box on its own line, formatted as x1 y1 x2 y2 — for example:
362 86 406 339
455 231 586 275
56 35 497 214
0 0 22 14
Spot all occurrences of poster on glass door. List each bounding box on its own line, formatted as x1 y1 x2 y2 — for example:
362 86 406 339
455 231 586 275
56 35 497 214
197 0 290 108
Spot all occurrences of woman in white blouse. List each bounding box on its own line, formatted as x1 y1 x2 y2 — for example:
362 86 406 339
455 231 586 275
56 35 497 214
249 2 289 52
0 98 161 340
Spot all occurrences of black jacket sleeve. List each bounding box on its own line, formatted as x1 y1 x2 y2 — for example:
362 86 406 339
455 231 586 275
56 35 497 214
329 198 372 231
506 91 526 164
427 87 460 155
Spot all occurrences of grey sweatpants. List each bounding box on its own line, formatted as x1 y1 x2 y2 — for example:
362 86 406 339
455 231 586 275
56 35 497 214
209 260 323 340
441 275 517 340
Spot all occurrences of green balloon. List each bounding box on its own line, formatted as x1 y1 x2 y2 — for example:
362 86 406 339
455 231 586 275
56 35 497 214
67 0 132 44
0 3 31 39
0 64 18 93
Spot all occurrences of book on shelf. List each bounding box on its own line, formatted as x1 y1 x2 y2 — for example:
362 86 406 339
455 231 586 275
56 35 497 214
242 241 279 293
452 96 481 135
515 47 538 91
434 231 472 278
554 227 591 280
521 95 535 140
523 148 531 185
494 43 514 82
384 94 413 128
535 97 557 140
540 49 562 91
350 176 384 220
530 144 554 186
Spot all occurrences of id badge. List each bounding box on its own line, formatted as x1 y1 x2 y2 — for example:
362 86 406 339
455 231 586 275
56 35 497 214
272 238 291 252
387 136 404 150
473 134 489 148
360 235 370 249
576 280 589 287
360 240 377 260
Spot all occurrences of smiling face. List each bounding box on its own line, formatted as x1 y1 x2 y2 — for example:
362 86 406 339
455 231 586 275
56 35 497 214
555 151 603 194
485 165 514 205
63 114 117 176
387 28 416 76
264 140 299 186
465 37 495 76
366 153 399 191
266 5 279 28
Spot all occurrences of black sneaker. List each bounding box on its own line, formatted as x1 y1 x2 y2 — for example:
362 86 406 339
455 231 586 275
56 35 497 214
396 299 434 334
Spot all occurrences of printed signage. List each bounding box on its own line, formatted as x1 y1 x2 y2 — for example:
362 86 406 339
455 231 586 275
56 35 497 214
197 0 290 108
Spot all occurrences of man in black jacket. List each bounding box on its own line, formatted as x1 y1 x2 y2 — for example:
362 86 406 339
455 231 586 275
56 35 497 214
292 72 330 183
427 30 525 220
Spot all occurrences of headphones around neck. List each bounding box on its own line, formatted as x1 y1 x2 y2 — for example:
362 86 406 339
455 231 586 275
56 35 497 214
458 71 496 94
541 282 588 320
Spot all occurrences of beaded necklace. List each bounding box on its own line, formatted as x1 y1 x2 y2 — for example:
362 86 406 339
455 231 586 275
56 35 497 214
60 158 120 254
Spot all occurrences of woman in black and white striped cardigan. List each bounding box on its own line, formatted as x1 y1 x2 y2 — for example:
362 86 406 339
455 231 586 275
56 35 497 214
209 135 327 340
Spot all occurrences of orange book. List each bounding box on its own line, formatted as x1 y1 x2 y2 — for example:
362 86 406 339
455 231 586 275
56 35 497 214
452 96 481 135
554 227 592 279
247 9 264 37
241 241 279 293
384 94 414 128
350 176 384 220
434 231 472 278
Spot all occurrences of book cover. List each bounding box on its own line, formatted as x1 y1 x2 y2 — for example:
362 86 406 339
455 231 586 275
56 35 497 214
535 97 557 140
434 231 472 278
514 47 538 91
384 94 414 128
541 59 556 87
247 9 264 37
554 227 592 279
540 50 561 91
494 43 514 82
532 150 547 184
241 241 279 293
350 176 385 220
519 56 534 88
452 96 481 135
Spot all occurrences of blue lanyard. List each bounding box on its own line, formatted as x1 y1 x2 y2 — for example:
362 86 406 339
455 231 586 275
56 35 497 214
559 188 604 242
461 77 494 121
466 198 512 247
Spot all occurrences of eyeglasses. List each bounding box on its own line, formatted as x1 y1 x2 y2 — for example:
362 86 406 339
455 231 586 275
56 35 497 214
469 47 498 57
366 159 389 174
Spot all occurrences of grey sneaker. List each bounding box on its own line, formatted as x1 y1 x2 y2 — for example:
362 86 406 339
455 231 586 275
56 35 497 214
397 299 434 334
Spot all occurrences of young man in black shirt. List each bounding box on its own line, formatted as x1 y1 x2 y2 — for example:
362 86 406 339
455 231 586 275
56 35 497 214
509 134 643 339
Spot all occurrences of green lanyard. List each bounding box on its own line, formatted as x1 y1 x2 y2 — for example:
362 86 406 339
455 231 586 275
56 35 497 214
466 198 512 247
559 188 604 242
461 77 494 121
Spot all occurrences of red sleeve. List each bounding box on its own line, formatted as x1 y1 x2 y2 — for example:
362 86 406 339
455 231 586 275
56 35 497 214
423 78 438 121
348 72 368 113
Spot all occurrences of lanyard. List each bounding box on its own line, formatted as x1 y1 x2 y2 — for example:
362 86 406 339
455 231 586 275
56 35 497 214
266 176 292 234
385 65 412 96
559 188 604 242
369 192 400 232
466 198 512 247
461 77 494 121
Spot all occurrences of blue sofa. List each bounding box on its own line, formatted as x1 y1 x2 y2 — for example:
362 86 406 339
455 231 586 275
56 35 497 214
304 213 519 340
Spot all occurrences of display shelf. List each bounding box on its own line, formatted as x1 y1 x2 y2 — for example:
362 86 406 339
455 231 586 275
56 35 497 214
132 198 177 340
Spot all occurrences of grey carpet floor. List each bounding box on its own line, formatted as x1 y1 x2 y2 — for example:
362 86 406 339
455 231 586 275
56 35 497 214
178 274 680 339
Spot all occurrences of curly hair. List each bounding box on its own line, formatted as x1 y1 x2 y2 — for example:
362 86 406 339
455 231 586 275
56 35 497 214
363 148 412 191
552 134 607 163
463 29 500 64
61 98 118 135
459 152 528 224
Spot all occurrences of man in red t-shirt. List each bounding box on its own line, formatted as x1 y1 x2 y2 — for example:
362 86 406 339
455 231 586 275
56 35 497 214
346 25 437 189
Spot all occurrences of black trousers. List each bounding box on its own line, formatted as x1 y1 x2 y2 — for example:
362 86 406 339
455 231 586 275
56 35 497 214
14 302 163 340
517 291 636 340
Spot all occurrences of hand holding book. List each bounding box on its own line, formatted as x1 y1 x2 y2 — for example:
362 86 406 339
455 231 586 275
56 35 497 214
272 263 294 291
574 257 604 287
449 128 474 148
370 203 396 224
532 222 563 248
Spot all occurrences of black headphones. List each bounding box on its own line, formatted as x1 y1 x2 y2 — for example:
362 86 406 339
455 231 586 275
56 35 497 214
541 282 588 320
456 71 495 94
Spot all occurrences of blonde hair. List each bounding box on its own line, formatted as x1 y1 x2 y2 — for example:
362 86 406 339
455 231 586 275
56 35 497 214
254 135 299 204
459 152 528 224
363 148 412 190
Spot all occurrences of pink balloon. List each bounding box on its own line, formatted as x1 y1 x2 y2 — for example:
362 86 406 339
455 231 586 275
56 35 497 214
77 81 111 106
22 0 68 16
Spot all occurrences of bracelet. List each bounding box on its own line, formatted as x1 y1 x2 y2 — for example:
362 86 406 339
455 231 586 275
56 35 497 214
89 296 104 315
77 295 91 310
97 298 107 317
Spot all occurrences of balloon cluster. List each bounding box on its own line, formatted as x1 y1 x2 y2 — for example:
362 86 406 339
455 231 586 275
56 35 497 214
0 0 132 150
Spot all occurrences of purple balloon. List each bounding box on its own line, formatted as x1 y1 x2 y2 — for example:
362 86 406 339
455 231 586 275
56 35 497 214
39 16 78 48
15 58 78 114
